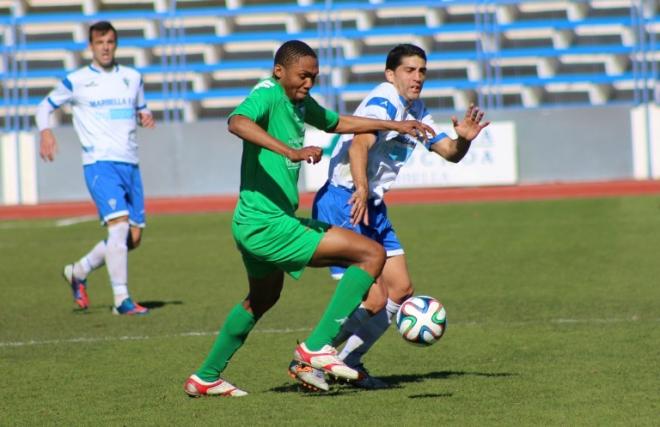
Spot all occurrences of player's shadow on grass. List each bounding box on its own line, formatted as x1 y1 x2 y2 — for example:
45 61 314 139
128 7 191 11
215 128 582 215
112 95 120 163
137 300 184 311
382 370 516 388
70 301 183 314
270 370 515 396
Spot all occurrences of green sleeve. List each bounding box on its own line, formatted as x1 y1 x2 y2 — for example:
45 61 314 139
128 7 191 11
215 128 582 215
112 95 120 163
229 82 274 124
303 96 340 132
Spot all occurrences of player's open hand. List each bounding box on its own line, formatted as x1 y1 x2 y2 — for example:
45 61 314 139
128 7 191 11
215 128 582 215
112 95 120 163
39 129 58 162
452 104 490 141
138 111 156 129
289 146 323 164
395 120 435 142
349 187 369 226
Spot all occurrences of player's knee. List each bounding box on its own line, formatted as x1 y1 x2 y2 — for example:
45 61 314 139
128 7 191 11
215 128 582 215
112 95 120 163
365 243 386 277
246 289 281 319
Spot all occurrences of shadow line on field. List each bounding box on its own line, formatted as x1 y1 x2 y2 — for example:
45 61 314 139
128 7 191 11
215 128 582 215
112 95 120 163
409 392 454 399
270 370 516 396
382 370 517 388
137 300 184 310
70 300 183 315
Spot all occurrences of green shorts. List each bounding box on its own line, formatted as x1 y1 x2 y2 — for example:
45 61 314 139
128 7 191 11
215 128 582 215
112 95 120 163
232 216 330 279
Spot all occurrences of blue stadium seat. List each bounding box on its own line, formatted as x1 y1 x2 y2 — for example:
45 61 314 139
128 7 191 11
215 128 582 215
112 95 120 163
0 0 655 123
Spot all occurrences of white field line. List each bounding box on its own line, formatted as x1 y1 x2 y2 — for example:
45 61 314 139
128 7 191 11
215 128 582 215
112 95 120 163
2 318 659 349
55 215 97 227
0 327 312 348
0 215 96 229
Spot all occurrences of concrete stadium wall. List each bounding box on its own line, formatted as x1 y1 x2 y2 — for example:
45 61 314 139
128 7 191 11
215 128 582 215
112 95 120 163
488 105 633 183
0 104 644 205
33 121 243 203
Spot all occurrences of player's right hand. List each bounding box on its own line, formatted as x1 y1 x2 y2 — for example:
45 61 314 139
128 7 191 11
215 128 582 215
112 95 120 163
349 187 369 226
39 129 58 162
289 146 323 164
396 120 435 142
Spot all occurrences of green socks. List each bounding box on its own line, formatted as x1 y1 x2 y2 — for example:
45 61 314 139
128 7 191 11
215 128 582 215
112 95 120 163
305 266 375 351
196 303 256 382
195 266 374 379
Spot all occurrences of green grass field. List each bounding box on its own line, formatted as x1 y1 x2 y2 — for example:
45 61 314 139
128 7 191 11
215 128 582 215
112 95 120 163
1 196 659 426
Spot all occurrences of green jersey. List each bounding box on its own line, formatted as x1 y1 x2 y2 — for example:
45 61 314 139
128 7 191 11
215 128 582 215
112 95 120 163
229 77 339 223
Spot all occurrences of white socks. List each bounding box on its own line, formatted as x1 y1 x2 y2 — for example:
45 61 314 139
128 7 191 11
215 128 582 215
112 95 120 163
73 240 107 279
106 222 130 307
385 298 401 321
339 298 402 367
332 305 371 347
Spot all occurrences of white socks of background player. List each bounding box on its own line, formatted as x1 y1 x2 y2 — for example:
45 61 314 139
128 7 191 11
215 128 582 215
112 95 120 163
332 305 371 348
339 299 402 367
72 240 107 280
106 222 130 307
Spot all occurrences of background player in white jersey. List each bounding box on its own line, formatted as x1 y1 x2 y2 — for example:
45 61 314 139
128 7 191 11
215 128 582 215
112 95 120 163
291 44 490 390
36 21 155 315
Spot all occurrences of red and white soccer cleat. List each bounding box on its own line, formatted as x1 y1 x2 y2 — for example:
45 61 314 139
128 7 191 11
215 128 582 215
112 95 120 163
293 343 359 380
287 360 330 392
183 374 248 398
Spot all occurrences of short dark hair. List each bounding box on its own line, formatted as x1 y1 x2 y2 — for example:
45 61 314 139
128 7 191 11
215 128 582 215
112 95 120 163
89 21 117 43
274 40 317 67
385 44 427 71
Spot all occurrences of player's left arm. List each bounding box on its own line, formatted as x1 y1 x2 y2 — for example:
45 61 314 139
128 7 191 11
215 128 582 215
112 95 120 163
135 76 155 129
334 114 435 142
431 104 490 163
348 132 377 226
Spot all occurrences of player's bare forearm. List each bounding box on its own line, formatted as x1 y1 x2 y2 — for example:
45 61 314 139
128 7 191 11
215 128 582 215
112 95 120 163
436 104 490 163
228 114 322 163
228 114 293 157
335 115 434 140
349 133 374 194
432 135 472 163
348 133 374 225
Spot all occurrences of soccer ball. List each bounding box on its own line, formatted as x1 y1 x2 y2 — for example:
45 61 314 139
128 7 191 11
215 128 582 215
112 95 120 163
396 296 447 346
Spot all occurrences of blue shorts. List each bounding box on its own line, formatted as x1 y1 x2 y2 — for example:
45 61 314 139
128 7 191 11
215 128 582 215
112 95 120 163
83 161 146 227
312 182 403 279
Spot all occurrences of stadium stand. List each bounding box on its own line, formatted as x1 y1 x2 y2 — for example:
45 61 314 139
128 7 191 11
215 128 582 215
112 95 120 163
0 0 657 126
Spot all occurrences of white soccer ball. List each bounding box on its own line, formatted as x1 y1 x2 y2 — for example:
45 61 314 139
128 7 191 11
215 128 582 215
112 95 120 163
396 295 447 346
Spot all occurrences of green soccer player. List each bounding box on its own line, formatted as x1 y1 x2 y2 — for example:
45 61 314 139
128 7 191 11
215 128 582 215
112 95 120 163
183 40 434 397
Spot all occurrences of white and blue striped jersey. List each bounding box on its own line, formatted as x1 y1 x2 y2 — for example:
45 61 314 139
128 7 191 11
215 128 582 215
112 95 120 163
327 82 449 205
37 64 148 165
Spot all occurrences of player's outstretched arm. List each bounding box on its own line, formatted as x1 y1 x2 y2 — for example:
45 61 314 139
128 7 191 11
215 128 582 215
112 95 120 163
433 104 490 163
334 115 435 141
35 96 60 162
348 133 376 226
228 115 322 164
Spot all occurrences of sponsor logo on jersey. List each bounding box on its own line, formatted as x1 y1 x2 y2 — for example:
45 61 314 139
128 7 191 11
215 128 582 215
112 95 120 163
90 98 132 108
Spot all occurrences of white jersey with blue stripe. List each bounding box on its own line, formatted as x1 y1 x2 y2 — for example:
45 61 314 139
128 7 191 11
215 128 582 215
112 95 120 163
327 82 449 205
43 64 147 165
